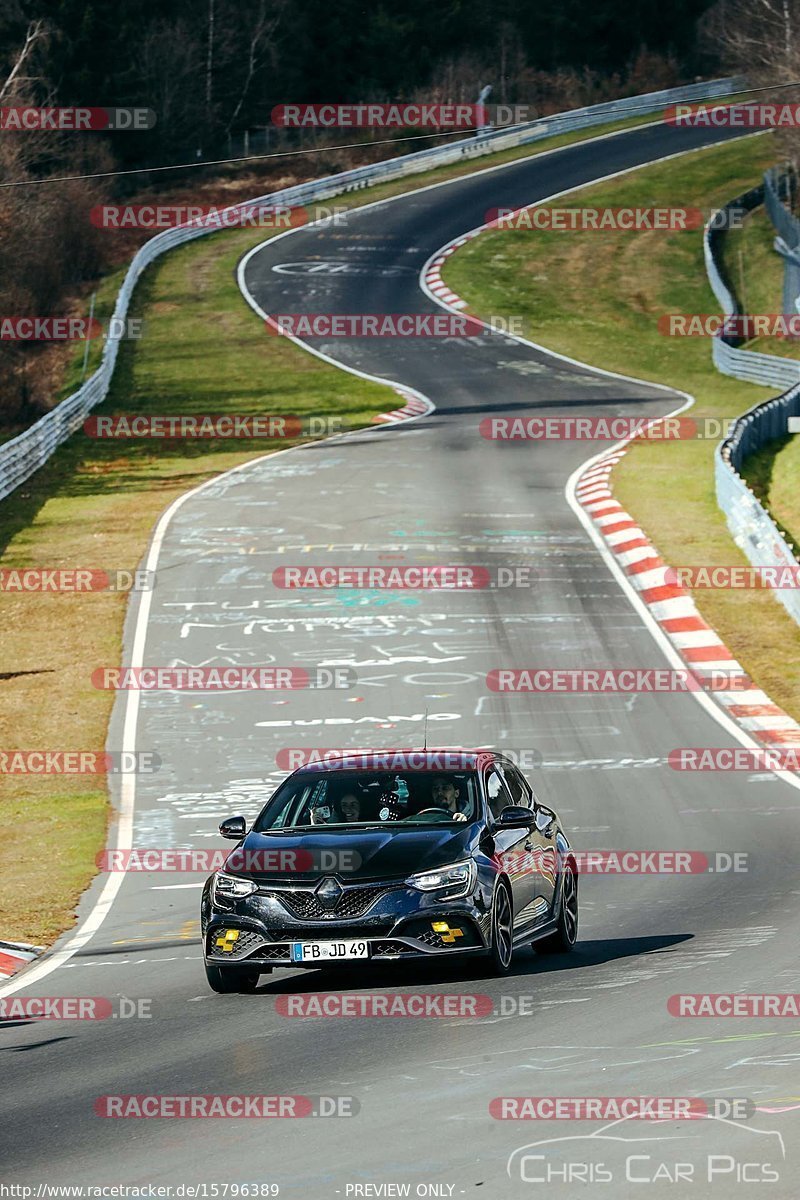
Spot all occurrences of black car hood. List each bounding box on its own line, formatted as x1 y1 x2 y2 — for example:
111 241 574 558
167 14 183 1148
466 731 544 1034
225 823 478 882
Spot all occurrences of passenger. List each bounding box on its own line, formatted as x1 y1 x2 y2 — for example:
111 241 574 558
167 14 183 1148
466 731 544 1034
339 792 361 822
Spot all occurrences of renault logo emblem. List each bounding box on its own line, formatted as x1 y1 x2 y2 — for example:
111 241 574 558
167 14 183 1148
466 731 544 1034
315 877 343 908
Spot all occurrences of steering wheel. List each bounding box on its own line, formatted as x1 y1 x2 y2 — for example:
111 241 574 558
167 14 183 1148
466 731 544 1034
405 807 464 823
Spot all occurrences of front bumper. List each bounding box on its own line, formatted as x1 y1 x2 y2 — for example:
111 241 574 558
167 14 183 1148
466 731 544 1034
202 876 491 969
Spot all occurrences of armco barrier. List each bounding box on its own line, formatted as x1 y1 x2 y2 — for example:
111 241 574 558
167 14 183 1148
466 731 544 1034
0 76 741 502
764 165 800 248
764 165 800 318
708 179 800 620
716 384 800 624
704 185 800 388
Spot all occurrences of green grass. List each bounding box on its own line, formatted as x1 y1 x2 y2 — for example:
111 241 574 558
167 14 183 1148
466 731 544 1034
443 132 800 721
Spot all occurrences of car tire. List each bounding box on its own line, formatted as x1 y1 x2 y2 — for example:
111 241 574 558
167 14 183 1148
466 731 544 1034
534 864 578 954
488 881 514 974
205 963 261 993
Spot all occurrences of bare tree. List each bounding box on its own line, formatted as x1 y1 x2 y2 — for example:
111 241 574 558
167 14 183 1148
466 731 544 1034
0 24 113 428
0 17 46 103
225 0 287 133
700 0 800 169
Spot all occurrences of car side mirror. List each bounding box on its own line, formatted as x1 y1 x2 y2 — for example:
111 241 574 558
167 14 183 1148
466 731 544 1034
496 805 535 829
219 816 247 840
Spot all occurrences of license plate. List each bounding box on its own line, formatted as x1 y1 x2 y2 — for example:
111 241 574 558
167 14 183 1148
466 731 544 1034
290 939 370 963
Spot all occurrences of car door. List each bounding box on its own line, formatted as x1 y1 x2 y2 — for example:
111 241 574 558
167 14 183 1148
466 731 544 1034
484 766 538 929
500 762 558 918
531 797 558 913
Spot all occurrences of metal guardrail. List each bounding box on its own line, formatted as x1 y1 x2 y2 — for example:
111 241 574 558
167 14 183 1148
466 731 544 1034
764 165 800 317
709 175 800 619
704 185 800 388
0 75 742 502
705 184 800 386
716 384 800 623
764 165 800 247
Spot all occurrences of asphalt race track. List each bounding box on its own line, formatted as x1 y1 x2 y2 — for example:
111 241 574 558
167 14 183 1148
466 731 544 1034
3 120 799 1198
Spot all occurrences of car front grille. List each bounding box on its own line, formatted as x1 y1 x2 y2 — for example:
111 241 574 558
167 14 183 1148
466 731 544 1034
417 928 446 948
257 944 291 961
261 882 405 921
371 941 414 957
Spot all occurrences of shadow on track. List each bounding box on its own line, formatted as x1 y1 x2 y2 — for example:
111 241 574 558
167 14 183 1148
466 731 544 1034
252 932 694 994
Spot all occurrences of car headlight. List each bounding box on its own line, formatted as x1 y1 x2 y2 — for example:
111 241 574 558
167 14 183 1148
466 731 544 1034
212 871 258 904
406 860 476 898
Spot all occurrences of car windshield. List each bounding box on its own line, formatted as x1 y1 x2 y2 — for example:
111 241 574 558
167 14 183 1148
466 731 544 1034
253 770 479 830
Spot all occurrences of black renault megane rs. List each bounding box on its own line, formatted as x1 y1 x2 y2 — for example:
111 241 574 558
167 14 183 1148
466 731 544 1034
201 749 578 992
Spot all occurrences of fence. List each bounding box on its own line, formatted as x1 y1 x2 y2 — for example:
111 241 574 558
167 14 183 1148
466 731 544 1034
0 75 741 502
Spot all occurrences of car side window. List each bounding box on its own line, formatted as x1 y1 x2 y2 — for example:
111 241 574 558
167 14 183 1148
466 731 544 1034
499 764 531 808
485 768 514 820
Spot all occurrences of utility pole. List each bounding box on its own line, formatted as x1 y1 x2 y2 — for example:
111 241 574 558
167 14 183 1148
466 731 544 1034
476 84 492 136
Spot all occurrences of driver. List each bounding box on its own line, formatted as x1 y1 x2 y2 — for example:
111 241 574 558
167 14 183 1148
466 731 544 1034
430 775 467 822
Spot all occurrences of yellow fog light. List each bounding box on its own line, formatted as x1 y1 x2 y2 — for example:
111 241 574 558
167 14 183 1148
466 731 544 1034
215 929 241 952
432 922 463 943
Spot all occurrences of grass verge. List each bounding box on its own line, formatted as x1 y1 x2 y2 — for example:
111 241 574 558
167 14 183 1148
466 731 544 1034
442 133 800 723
